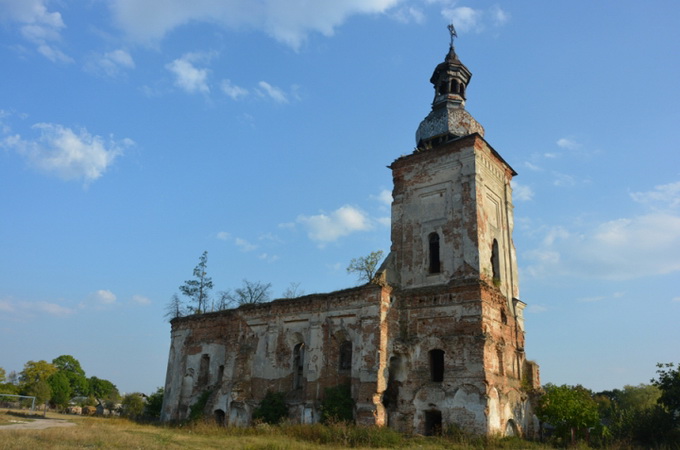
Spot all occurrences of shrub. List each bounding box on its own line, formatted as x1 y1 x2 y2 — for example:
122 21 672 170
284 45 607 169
320 384 354 424
189 390 212 422
252 391 288 425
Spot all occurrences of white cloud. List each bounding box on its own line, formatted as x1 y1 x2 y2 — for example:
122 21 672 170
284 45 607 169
490 5 510 26
371 189 393 206
132 294 151 305
0 297 74 318
391 6 425 24
440 4 510 34
0 0 72 62
377 216 391 227
257 81 288 103
630 181 680 210
527 304 547 313
557 137 579 150
166 53 212 94
92 289 117 305
108 0 401 49
216 231 231 241
442 6 482 33
87 49 135 77
672 297 680 303
259 253 280 263
511 180 534 202
1 123 130 184
523 213 680 281
297 205 372 244
220 79 249 100
235 238 257 252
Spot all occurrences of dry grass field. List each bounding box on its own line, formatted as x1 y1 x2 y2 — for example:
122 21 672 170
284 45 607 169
0 411 553 450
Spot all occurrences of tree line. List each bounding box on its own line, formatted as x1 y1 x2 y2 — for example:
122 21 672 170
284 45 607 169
535 362 680 447
0 355 163 420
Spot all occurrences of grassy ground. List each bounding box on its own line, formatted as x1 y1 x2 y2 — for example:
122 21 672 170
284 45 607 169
0 411 553 450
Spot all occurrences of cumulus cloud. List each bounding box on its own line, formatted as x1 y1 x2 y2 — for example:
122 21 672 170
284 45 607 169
441 4 509 34
166 52 213 94
371 189 393 207
0 0 72 62
87 49 135 77
297 205 372 244
256 81 288 103
523 213 680 281
108 0 401 49
1 122 130 184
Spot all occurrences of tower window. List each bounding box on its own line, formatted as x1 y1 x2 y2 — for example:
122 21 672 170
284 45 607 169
429 349 445 382
491 239 500 283
293 343 305 389
339 341 352 372
428 232 441 274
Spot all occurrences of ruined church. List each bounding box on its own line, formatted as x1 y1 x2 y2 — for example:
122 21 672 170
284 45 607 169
161 30 541 437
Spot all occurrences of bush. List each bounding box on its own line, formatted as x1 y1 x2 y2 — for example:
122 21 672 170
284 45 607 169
252 391 288 425
189 390 212 422
320 384 354 424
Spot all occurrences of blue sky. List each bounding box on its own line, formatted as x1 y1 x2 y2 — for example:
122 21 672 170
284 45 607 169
1 0 678 395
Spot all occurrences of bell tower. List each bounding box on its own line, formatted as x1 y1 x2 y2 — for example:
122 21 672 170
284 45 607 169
384 26 539 436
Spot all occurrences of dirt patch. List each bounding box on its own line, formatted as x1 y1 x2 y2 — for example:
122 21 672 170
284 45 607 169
0 417 75 430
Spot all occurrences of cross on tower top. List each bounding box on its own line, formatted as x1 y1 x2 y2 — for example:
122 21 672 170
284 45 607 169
447 23 457 48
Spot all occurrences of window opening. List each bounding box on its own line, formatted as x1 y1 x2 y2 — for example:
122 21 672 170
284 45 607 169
293 343 305 389
339 341 352 372
491 239 501 283
429 349 445 382
424 410 442 436
429 233 441 274
199 354 210 386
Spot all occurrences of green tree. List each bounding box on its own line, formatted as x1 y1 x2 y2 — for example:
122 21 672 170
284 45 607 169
0 367 5 383
121 393 145 419
252 391 288 424
47 371 72 409
144 387 164 420
179 250 213 314
321 384 354 423
88 376 119 405
537 384 601 445
346 250 384 283
52 354 89 396
26 379 52 415
19 360 57 386
652 362 680 420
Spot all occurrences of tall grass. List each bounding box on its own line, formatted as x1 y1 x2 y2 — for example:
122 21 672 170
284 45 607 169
0 411 554 450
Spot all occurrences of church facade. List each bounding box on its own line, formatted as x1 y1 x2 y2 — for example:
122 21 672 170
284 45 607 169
161 32 540 437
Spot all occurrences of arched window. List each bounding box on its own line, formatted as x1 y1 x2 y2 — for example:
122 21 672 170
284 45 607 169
429 349 445 382
491 239 500 283
293 343 305 389
339 341 352 372
429 232 441 274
